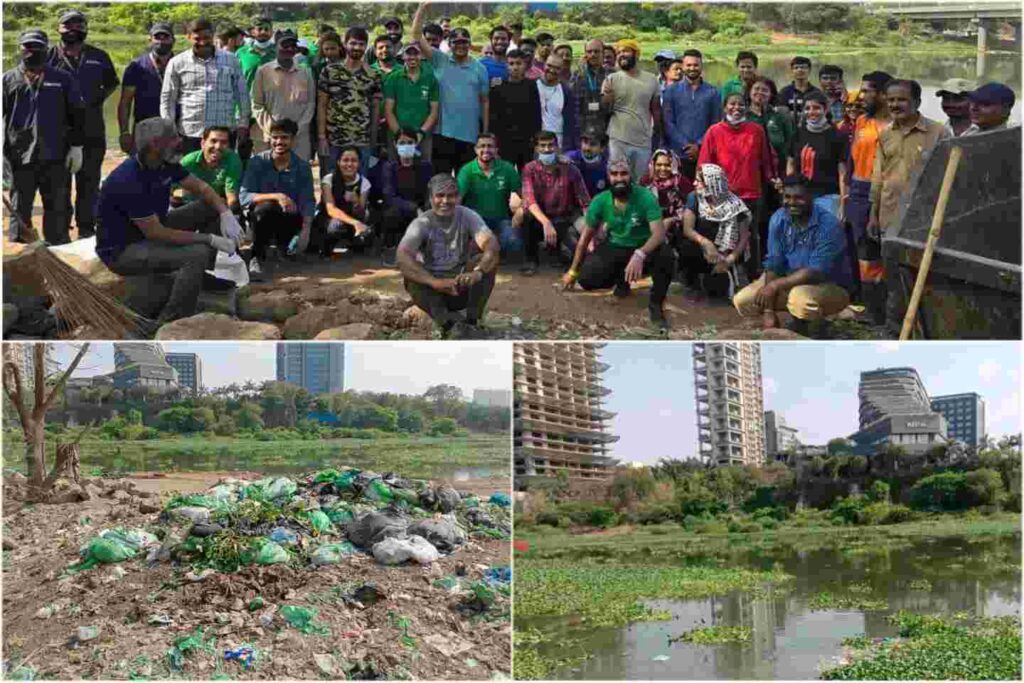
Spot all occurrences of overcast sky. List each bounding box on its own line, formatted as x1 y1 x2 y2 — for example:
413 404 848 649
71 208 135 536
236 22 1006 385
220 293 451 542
47 342 510 397
600 342 1021 465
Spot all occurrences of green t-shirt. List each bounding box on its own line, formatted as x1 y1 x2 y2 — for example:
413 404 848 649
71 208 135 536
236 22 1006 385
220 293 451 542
383 67 439 132
456 159 521 221
748 108 796 167
720 76 745 104
236 44 277 91
179 149 243 201
585 185 662 248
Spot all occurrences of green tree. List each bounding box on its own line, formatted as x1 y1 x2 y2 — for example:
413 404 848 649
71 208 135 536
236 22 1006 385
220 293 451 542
157 405 192 433
609 469 656 508
866 480 890 503
910 472 969 511
964 468 1005 507
126 409 143 426
397 408 425 433
234 402 264 431
827 438 854 456
429 417 458 436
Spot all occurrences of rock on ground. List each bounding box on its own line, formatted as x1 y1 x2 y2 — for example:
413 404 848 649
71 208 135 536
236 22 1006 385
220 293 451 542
282 303 363 339
238 290 299 323
313 323 375 340
155 313 281 340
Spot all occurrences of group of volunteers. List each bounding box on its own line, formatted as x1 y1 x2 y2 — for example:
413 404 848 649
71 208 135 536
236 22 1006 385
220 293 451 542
3 3 1017 338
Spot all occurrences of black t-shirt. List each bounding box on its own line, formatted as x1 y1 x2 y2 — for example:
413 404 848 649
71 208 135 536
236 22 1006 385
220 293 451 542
779 83 823 121
489 78 542 144
788 126 847 197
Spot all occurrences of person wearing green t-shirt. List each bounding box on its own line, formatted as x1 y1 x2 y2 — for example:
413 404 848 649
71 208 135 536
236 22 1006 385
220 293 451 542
235 16 277 91
720 50 759 105
177 126 243 214
384 43 439 161
456 132 525 257
563 157 674 328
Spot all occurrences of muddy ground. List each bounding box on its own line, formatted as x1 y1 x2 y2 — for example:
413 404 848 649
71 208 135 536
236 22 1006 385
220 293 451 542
4 152 881 341
1 471 511 680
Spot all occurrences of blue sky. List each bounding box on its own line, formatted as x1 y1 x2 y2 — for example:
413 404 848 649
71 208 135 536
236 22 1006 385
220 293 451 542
50 342 510 397
600 342 1021 465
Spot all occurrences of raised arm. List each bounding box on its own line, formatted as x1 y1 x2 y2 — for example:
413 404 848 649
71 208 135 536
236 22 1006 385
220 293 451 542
411 2 435 60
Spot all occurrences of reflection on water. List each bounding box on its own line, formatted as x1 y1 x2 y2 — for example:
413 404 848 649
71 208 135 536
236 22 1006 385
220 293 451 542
529 534 1021 680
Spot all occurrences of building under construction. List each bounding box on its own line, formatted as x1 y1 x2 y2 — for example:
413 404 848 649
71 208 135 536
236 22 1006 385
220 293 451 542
693 342 766 466
513 343 619 485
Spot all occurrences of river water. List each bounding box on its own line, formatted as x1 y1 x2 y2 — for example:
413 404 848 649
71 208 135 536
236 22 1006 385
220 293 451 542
2 43 1019 149
525 533 1021 680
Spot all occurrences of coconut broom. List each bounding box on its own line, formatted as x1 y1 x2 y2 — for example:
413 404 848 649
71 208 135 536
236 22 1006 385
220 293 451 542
6 241 152 339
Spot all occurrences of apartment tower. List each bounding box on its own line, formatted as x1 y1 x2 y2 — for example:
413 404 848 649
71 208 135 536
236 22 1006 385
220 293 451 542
276 343 345 395
693 342 766 466
513 343 618 484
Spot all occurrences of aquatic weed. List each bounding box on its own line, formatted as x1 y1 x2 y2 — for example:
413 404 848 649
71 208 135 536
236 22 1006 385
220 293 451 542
671 625 753 644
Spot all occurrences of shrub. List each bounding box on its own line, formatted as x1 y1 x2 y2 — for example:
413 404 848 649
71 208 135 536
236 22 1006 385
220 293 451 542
638 504 677 525
883 504 916 524
535 512 561 527
831 495 867 525
910 472 968 511
964 468 1005 508
866 480 890 503
428 417 457 436
588 506 618 528
857 502 891 526
695 519 729 535
682 514 701 530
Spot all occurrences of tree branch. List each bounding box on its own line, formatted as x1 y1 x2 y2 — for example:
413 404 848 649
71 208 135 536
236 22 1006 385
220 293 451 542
40 343 90 416
2 359 29 428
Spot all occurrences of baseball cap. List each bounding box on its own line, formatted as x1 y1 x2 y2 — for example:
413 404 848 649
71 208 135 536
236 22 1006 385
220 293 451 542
274 28 298 46
967 82 1016 108
654 49 677 61
18 29 49 46
58 9 87 25
399 42 422 56
936 77 976 97
250 15 272 28
149 22 174 37
449 27 471 43
381 16 402 29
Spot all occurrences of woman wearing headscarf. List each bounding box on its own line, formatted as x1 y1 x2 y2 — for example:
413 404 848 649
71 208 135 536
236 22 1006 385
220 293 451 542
679 163 752 299
640 149 694 247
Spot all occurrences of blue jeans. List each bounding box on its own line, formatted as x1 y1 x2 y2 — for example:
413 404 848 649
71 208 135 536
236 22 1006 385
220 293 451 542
486 216 520 256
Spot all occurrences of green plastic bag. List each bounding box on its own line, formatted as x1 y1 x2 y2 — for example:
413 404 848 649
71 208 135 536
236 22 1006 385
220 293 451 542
280 605 330 635
266 477 297 501
67 527 157 573
310 542 356 566
393 488 420 506
314 469 341 484
306 510 333 535
326 507 354 525
463 496 480 509
334 470 359 491
253 540 290 565
364 479 394 503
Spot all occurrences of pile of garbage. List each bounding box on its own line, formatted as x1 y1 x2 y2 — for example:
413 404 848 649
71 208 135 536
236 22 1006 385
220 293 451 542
66 468 512 574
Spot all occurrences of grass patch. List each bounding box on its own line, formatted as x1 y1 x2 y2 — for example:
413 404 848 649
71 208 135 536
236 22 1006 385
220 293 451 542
515 563 792 628
671 625 753 644
822 612 1022 680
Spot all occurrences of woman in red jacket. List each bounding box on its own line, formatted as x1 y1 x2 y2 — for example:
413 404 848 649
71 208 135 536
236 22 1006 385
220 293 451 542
697 91 778 279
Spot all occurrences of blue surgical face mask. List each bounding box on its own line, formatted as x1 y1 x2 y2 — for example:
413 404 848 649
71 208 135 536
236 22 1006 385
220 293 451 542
396 143 417 159
582 152 602 163
538 152 557 165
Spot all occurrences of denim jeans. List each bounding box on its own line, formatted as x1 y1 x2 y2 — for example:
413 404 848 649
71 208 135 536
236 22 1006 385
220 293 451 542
485 216 520 256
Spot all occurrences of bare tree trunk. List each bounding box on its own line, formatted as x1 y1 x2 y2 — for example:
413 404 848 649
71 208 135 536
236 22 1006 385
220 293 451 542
24 419 45 490
45 442 82 488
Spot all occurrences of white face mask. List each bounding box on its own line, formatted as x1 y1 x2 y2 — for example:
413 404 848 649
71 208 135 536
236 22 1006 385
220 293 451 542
725 112 746 125
253 38 274 49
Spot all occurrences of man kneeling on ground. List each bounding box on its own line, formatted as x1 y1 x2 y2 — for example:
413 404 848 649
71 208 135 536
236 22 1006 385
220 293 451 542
561 157 674 329
733 175 853 334
95 117 242 324
397 174 500 339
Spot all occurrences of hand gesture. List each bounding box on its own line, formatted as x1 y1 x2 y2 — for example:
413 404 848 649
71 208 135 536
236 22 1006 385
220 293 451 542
542 218 557 247
561 270 578 290
278 194 298 213
432 277 460 296
624 250 645 283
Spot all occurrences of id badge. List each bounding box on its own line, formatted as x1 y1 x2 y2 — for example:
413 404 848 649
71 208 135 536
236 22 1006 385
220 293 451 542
588 101 600 112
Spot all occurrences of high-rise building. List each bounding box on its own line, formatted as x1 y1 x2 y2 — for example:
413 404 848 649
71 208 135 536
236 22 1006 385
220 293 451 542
513 343 619 484
165 352 203 394
693 342 766 466
473 389 511 408
112 343 179 391
764 410 800 457
931 393 986 446
276 343 345 395
851 367 947 454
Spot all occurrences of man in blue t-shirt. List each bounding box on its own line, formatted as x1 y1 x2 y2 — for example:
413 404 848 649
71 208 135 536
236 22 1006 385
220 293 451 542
96 117 242 324
733 175 852 334
565 127 610 198
117 22 175 154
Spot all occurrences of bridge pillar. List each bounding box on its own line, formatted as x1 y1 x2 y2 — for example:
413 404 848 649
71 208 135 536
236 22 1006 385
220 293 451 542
975 18 991 79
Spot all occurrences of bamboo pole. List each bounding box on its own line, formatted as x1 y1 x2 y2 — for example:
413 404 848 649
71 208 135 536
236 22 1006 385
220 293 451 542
899 145 964 341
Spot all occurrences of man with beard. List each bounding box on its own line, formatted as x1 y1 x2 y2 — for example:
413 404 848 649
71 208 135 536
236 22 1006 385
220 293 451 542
662 49 721 179
479 25 511 86
3 29 84 244
46 9 119 240
934 78 974 137
240 118 316 278
161 18 250 155
383 42 439 162
368 17 404 66
118 22 175 154
846 70 891 319
720 51 758 105
570 39 610 137
95 117 241 323
601 39 661 180
236 15 276 91
412 2 490 176
252 30 316 160
536 55 578 151
179 126 242 214
398 174 501 339
562 158 674 329
733 175 852 335
317 26 382 171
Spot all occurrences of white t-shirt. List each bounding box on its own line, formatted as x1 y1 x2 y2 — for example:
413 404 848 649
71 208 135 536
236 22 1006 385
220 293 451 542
537 80 565 144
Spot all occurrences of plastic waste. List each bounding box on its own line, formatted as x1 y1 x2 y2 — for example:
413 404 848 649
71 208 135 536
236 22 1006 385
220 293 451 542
77 626 100 642
463 496 480 509
435 485 461 513
266 477 297 501
306 510 333 535
67 528 158 573
334 470 359 491
168 506 212 525
313 469 341 484
249 597 265 611
652 655 670 662
310 542 356 566
364 479 395 503
484 566 511 586
253 540 290 565
346 510 407 548
372 536 440 565
489 492 511 507
268 527 299 546
208 484 237 502
342 582 386 607
325 506 354 525
408 516 466 552
224 645 257 669
280 605 329 635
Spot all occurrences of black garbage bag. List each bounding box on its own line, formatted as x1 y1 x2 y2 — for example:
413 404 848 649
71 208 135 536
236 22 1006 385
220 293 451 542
345 509 407 548
408 517 465 553
419 488 438 510
466 508 511 534
436 485 461 513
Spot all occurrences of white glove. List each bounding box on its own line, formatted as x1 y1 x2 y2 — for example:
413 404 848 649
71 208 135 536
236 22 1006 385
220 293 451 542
208 234 236 254
219 210 243 243
65 146 83 175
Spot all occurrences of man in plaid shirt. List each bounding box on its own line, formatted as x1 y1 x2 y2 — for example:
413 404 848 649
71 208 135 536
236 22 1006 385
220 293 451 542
160 17 250 155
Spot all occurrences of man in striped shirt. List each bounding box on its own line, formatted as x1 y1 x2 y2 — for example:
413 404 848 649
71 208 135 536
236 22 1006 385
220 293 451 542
160 17 250 155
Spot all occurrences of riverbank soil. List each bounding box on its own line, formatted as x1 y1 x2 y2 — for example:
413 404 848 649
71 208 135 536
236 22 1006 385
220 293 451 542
1 471 512 680
2 153 882 341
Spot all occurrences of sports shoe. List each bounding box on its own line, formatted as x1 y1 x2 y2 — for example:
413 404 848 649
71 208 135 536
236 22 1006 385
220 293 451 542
248 258 264 281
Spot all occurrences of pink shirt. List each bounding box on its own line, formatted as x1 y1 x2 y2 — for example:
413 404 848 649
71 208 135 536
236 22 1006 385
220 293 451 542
521 160 591 218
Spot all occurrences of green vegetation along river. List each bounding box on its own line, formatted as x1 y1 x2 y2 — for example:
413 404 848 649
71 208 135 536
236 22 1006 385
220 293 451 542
1 433 509 481
514 516 1021 680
